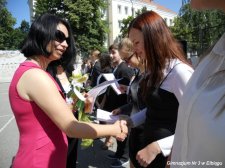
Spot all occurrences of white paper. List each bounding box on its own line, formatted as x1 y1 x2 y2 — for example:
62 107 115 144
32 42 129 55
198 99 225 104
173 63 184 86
130 108 147 128
87 79 121 113
96 109 119 123
96 108 147 127
101 73 122 95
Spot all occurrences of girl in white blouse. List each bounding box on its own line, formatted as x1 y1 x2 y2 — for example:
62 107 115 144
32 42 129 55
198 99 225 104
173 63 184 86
128 11 194 168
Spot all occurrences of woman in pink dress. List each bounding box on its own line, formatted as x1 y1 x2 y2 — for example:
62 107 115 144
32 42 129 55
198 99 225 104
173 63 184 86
9 13 128 168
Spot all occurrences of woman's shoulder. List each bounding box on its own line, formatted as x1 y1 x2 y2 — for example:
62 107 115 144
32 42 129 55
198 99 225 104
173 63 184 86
171 59 194 75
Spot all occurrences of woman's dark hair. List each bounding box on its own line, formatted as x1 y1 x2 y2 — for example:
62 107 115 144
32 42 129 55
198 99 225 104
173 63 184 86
128 11 190 99
21 13 76 63
108 43 119 52
99 53 112 73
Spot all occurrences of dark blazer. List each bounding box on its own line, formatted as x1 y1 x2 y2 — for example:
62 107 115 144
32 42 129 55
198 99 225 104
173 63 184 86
103 61 134 111
89 60 101 87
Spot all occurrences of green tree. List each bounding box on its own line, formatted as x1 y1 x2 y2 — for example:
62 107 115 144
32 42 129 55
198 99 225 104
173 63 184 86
120 7 147 38
0 0 16 49
0 0 6 9
34 0 67 19
64 0 108 54
20 20 30 33
34 0 108 55
171 3 225 54
9 20 30 50
0 1 30 50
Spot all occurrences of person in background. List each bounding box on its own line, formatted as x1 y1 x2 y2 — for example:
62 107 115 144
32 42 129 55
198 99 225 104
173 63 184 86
9 13 128 168
95 53 113 109
81 58 92 75
171 0 225 166
94 53 114 150
88 49 101 87
96 53 113 86
128 11 194 167
112 37 146 168
47 57 79 168
103 43 135 168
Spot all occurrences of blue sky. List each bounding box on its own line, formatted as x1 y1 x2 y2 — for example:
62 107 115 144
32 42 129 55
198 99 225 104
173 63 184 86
6 0 30 28
6 0 182 28
154 0 182 13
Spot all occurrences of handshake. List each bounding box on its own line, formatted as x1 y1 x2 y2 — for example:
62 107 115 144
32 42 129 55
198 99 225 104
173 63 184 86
97 108 145 141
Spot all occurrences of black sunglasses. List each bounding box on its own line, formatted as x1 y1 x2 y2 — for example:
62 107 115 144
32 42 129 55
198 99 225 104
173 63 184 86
55 30 70 44
124 52 135 63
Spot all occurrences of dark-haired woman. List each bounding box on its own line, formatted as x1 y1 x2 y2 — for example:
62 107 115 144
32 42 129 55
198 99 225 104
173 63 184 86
47 57 79 168
9 13 128 168
127 11 194 168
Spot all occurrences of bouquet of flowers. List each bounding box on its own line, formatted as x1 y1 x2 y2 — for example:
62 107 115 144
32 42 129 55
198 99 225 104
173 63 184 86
67 69 94 148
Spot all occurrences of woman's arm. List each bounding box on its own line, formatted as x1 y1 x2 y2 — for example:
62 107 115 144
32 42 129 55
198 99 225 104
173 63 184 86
17 69 127 139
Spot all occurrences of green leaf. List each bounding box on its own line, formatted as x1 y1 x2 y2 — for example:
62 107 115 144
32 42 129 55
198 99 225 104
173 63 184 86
80 138 94 149
75 99 93 148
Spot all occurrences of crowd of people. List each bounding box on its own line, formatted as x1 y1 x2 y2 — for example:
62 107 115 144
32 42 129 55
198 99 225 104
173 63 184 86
8 0 225 168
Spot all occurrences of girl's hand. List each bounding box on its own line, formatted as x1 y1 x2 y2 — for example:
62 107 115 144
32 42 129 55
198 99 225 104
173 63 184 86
112 108 121 115
84 93 93 113
119 84 128 94
136 142 161 167
114 120 128 141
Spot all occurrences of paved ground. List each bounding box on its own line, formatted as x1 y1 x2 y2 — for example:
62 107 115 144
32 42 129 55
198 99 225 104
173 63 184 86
0 82 129 168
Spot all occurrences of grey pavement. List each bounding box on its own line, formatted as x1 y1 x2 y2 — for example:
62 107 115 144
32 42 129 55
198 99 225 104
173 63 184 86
0 82 130 168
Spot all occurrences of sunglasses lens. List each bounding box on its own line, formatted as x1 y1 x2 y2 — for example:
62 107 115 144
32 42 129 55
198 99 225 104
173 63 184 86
66 38 70 44
55 30 70 44
55 30 65 43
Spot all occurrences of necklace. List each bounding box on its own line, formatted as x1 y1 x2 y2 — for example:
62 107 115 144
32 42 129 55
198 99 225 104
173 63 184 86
28 56 47 70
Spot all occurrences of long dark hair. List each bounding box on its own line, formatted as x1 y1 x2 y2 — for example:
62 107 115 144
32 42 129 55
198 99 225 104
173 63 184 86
21 13 76 62
128 11 190 98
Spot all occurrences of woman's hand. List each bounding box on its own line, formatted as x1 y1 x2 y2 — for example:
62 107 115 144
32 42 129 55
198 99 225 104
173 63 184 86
84 93 93 113
119 115 134 128
113 120 128 141
112 108 121 115
119 84 128 94
136 142 161 167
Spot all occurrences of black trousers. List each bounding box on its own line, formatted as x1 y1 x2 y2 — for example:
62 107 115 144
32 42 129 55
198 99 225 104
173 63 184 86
115 136 129 159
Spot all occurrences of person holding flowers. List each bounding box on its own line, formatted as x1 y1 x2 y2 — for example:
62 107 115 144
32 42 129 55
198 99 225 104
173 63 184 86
47 57 79 168
9 13 128 168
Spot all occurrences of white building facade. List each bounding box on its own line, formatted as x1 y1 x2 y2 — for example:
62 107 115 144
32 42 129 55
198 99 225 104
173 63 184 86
28 0 36 23
107 0 177 45
28 0 177 47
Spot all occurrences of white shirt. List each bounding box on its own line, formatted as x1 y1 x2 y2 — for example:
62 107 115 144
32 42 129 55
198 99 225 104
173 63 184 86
171 33 225 166
62 83 74 105
131 59 194 156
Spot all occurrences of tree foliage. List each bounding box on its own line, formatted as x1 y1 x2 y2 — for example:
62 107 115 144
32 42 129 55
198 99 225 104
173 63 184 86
34 0 108 56
120 7 147 38
0 0 30 50
34 0 67 19
171 3 225 54
0 0 15 49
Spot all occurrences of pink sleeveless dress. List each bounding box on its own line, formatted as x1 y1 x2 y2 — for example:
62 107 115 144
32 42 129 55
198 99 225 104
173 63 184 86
9 61 68 168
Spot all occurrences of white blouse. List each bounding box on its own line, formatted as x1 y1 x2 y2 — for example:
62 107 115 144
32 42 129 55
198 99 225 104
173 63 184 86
171 33 225 167
131 59 194 156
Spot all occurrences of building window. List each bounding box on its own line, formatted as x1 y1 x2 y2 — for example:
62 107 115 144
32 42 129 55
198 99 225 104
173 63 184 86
118 5 121 14
164 18 167 25
131 7 134 16
170 19 173 26
118 20 122 28
125 6 128 15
